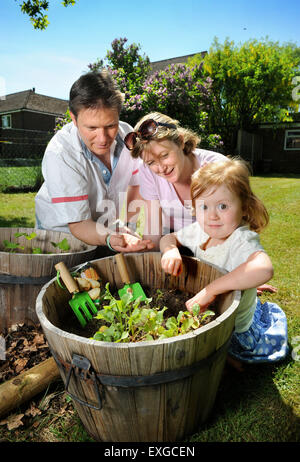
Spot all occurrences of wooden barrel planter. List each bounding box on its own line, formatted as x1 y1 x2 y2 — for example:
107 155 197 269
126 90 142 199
36 252 240 442
0 228 96 331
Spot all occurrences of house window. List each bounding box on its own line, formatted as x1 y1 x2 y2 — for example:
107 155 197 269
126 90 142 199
1 114 11 129
284 130 300 150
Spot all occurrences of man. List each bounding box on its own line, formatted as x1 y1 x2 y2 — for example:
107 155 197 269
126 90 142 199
35 71 153 253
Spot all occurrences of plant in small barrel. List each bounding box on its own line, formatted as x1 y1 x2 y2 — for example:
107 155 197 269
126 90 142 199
2 232 71 254
91 283 215 343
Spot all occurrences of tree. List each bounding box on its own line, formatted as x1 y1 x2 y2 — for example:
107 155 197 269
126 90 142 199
18 0 76 30
88 37 151 126
88 37 150 101
58 38 151 128
189 37 300 152
138 63 222 149
58 38 223 151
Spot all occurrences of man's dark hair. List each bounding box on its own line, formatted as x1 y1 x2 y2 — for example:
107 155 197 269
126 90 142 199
69 70 124 117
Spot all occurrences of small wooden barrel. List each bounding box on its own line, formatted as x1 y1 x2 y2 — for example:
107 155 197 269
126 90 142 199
36 252 240 442
0 227 96 331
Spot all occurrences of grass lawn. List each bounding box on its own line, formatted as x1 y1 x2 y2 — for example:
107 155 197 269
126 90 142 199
0 192 36 227
0 174 299 443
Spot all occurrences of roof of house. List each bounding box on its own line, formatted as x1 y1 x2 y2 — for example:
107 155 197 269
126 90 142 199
0 89 68 115
150 51 206 73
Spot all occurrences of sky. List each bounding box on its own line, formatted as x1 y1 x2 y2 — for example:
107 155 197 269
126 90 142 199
1 0 300 100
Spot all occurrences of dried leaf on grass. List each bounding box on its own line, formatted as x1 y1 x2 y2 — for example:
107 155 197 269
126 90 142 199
14 358 29 373
25 403 42 418
0 324 69 438
32 334 46 345
0 323 51 382
0 403 42 431
39 392 61 411
0 413 24 431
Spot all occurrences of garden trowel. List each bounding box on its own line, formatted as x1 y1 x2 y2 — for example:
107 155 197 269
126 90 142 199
115 253 147 301
55 261 97 327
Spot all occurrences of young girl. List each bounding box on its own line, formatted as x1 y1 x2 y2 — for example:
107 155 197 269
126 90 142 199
160 158 288 367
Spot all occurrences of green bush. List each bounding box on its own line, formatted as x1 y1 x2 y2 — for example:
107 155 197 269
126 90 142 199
125 63 223 150
0 165 43 192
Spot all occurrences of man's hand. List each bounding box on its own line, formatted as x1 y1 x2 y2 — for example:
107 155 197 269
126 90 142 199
69 218 154 251
109 233 154 253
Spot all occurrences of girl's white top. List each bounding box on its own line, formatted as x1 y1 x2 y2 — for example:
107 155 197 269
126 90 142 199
175 223 266 333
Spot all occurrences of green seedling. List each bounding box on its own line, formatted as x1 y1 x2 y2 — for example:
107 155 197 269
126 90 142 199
14 231 37 240
3 231 37 252
91 284 216 343
51 238 71 252
2 233 70 254
32 247 43 254
3 239 24 252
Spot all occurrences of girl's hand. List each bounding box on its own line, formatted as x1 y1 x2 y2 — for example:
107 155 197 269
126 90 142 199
161 247 183 276
185 287 216 313
257 283 278 295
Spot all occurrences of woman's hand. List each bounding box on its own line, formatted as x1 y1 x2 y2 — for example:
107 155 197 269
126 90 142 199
161 247 183 276
109 233 154 253
185 287 216 313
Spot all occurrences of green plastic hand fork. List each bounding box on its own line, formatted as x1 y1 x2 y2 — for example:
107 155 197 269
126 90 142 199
55 261 97 327
115 253 147 301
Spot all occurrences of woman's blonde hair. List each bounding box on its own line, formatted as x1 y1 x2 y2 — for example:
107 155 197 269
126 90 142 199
191 157 269 233
130 112 200 158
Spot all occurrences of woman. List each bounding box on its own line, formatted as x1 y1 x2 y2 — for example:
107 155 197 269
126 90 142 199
124 112 227 247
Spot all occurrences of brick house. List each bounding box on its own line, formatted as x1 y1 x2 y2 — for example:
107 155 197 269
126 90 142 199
0 89 68 131
0 89 68 160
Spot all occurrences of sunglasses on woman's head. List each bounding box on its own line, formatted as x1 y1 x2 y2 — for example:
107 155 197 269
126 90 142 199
124 119 176 150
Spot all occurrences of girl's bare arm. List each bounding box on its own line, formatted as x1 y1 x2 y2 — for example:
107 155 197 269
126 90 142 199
186 251 274 311
160 233 183 276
